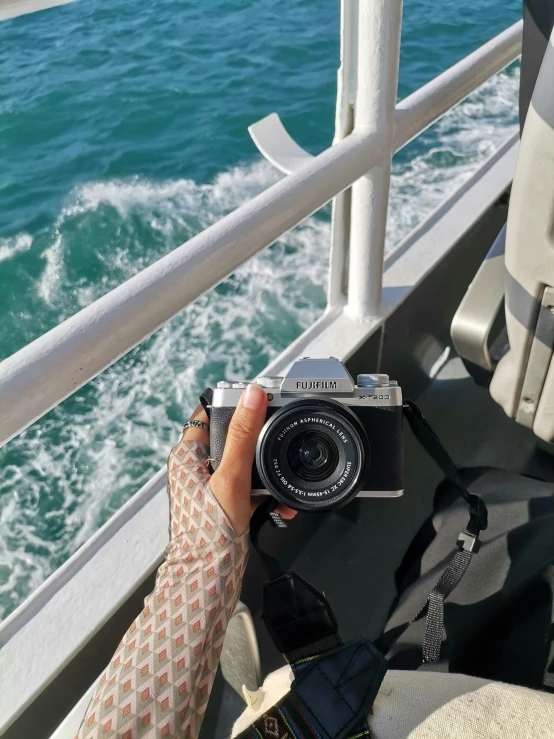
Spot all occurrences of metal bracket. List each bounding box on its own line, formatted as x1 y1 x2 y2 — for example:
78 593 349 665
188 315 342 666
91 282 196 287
451 224 507 371
457 531 481 554
515 285 554 427
248 113 315 175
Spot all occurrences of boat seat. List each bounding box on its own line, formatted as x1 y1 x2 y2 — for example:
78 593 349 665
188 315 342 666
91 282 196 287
452 6 554 442
231 665 554 738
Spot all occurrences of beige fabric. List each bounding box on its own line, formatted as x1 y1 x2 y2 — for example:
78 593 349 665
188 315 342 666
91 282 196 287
372 671 554 738
231 667 554 738
231 665 292 736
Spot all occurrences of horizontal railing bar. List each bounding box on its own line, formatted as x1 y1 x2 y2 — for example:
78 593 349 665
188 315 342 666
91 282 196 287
0 0 73 22
0 21 523 448
0 128 384 447
394 20 522 152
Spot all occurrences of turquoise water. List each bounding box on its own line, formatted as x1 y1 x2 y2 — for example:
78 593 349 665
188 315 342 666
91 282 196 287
0 0 521 619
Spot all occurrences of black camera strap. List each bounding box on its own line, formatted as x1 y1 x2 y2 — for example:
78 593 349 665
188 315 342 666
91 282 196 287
199 387 213 420
403 401 488 536
402 400 488 662
250 497 287 580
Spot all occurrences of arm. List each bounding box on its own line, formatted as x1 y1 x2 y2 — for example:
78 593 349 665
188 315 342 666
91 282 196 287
77 385 295 739
77 441 247 739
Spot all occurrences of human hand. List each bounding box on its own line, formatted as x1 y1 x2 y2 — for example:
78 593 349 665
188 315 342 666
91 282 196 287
183 384 297 535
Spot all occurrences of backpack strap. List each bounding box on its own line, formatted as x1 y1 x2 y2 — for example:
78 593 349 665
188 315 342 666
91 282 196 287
246 505 387 739
250 498 342 661
235 637 386 739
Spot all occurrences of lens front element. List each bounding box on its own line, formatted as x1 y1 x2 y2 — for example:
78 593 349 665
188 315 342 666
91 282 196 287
256 399 369 511
288 431 339 482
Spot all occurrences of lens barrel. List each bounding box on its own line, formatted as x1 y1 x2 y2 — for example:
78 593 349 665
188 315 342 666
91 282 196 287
256 398 370 511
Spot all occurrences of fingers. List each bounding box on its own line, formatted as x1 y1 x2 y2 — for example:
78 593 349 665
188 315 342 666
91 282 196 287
213 384 267 490
180 388 298 535
250 496 298 520
181 404 210 445
210 384 268 535
276 505 297 520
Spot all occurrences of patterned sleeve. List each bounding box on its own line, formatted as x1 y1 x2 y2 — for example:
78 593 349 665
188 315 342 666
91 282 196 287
76 440 249 739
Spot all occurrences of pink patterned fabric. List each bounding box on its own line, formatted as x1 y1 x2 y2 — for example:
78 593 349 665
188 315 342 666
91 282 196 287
77 440 249 739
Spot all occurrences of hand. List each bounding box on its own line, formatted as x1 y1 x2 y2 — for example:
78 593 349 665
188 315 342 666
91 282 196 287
183 384 297 535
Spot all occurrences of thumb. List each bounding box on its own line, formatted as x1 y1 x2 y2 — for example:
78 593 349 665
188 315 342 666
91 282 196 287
209 384 267 534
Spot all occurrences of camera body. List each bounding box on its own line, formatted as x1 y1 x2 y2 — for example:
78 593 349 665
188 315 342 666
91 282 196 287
209 358 404 511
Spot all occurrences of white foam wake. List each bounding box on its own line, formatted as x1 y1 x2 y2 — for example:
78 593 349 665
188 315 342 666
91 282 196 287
0 65 520 620
0 233 32 263
387 67 519 243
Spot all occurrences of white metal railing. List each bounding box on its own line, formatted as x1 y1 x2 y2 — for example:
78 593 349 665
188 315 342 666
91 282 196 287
348 0 403 318
248 15 522 309
0 18 523 448
0 0 72 22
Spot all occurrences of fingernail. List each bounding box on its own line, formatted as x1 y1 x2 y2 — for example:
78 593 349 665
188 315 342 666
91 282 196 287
242 383 265 410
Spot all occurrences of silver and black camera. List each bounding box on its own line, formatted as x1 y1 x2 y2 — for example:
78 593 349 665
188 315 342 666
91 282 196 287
209 358 404 511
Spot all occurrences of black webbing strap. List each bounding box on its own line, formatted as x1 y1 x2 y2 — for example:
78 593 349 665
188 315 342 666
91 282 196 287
403 400 488 536
418 548 473 662
199 387 213 420
403 400 489 663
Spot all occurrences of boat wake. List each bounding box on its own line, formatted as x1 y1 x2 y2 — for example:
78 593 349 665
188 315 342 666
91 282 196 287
0 233 32 263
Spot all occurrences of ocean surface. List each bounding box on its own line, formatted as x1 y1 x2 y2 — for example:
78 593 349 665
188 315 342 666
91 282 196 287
0 0 521 620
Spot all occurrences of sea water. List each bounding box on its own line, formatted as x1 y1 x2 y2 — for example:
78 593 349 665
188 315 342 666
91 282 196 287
0 0 521 619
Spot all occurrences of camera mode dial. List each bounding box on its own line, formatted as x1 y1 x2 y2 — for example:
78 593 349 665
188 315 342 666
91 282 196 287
256 376 282 388
357 374 390 387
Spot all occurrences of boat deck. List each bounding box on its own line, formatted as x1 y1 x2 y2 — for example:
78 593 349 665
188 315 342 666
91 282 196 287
200 355 554 738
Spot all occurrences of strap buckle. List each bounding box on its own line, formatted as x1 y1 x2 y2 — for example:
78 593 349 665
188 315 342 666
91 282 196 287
467 494 488 534
456 530 481 554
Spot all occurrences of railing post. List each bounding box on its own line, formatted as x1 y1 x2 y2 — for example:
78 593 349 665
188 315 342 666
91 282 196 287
346 0 403 320
328 0 358 308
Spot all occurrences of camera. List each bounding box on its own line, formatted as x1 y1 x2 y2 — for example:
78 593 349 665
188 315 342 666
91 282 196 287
208 358 404 512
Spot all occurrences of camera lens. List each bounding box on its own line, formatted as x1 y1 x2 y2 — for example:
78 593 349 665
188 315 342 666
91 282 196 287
256 398 370 511
288 432 339 482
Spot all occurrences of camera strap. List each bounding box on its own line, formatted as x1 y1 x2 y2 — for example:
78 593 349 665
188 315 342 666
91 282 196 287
250 497 287 580
199 387 213 419
399 400 489 662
